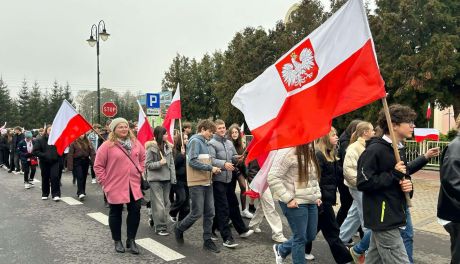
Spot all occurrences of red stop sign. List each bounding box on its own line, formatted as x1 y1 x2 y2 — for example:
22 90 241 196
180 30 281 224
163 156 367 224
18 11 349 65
102 102 117 117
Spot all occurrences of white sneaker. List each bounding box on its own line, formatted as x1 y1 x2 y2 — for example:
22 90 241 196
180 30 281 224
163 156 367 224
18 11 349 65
12 171 19 175
305 254 315 260
24 183 30 189
241 209 254 219
91 179 97 184
170 215 177 223
253 227 262 233
78 194 86 200
272 234 288 243
240 229 254 238
19 171 24 174
273 244 284 264
52 196 61 202
41 197 48 200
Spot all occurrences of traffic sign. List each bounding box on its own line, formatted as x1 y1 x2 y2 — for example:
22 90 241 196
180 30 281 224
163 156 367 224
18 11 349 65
146 108 160 116
146 93 160 108
102 102 117 117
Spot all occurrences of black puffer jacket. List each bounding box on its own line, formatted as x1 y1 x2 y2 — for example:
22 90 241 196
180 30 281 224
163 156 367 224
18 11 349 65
33 135 60 163
437 135 460 222
357 137 427 231
174 151 187 183
316 150 342 205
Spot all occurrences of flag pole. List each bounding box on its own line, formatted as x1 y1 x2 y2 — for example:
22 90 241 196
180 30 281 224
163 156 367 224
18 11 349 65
382 97 412 207
178 119 184 149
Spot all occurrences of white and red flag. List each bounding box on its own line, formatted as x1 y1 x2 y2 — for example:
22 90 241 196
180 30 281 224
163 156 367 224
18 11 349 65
426 103 432 120
48 100 92 155
232 0 386 162
162 84 182 144
414 128 439 142
137 101 154 146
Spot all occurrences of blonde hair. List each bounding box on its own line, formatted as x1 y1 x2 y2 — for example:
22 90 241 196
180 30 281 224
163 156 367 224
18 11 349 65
315 127 338 162
108 130 136 145
350 122 373 144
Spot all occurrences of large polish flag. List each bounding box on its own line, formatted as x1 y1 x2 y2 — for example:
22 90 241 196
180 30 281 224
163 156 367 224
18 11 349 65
48 100 92 155
137 101 154 146
162 84 181 144
232 0 386 162
414 128 439 142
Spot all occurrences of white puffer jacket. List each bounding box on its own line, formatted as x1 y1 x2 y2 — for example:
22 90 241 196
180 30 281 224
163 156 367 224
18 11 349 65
268 147 321 204
343 137 366 188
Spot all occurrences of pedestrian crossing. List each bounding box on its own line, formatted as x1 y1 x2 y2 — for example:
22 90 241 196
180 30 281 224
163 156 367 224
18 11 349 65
136 238 185 261
60 196 83 205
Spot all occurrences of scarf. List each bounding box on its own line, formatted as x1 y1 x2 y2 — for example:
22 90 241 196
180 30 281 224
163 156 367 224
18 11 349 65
117 138 132 154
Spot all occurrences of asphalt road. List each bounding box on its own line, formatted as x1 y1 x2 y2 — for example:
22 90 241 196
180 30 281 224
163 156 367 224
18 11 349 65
0 167 451 264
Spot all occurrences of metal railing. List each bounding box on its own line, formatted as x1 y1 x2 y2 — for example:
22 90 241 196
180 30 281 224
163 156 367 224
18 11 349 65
405 140 448 167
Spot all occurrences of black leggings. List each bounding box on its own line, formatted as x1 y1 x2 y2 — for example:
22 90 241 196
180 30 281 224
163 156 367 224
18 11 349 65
108 190 142 241
22 161 36 183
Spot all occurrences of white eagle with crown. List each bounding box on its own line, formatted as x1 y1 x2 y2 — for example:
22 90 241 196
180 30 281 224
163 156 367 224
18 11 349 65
281 48 316 87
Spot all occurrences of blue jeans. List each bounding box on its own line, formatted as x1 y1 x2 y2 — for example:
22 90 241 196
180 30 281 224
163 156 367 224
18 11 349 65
278 202 318 264
399 205 413 263
340 188 366 242
353 229 371 254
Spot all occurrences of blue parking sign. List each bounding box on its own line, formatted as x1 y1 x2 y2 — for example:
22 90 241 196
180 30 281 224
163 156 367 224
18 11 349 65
146 93 160 108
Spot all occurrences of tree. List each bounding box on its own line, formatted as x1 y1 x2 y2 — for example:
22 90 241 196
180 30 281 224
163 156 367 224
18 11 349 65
17 78 33 128
28 81 43 128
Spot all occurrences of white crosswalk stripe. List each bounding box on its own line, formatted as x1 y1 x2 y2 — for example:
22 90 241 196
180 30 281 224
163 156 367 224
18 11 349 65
60 197 83 205
135 238 185 261
87 212 109 226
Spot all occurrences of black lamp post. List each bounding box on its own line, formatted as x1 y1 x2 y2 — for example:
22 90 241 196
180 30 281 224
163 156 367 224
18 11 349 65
87 20 110 124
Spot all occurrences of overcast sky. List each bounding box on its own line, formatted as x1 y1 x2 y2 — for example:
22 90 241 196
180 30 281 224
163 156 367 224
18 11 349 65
3 0 331 98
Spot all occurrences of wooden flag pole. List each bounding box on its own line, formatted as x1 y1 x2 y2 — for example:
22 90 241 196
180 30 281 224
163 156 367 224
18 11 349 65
178 119 184 149
382 97 412 207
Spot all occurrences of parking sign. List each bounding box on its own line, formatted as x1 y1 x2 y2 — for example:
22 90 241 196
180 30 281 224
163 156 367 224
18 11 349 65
146 93 160 108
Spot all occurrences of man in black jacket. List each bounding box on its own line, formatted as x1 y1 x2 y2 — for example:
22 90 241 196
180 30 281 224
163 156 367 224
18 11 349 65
437 119 460 264
357 104 418 263
9 127 24 174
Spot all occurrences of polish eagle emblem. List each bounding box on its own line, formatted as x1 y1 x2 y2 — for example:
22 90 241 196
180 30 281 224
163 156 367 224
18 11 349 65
281 48 316 87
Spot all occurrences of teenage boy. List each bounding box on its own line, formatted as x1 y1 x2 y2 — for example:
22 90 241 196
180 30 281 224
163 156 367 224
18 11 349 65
174 119 222 253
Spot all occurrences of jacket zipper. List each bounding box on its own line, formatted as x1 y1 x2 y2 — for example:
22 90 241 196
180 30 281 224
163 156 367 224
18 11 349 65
380 201 386 222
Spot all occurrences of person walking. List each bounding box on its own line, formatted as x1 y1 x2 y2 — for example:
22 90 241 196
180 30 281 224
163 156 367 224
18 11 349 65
33 125 61 201
17 131 38 189
169 134 190 222
145 126 176 236
269 143 322 264
94 117 146 254
437 117 460 264
9 126 24 174
0 129 10 169
174 119 222 253
67 134 95 200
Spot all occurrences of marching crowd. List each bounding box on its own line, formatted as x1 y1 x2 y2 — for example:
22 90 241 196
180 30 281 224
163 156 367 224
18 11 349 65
0 103 459 264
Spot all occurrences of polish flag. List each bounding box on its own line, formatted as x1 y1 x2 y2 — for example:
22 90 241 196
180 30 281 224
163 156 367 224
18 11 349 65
162 84 181 144
245 150 278 198
414 128 439 142
48 100 92 155
0 122 6 130
137 101 154 146
240 123 245 138
231 0 386 162
426 103 432 120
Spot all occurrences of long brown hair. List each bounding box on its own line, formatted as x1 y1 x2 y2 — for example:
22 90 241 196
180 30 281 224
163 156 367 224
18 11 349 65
226 124 244 154
315 127 338 162
295 142 320 183
74 134 91 151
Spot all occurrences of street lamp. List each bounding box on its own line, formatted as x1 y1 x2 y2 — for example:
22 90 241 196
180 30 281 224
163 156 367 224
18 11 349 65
86 20 110 124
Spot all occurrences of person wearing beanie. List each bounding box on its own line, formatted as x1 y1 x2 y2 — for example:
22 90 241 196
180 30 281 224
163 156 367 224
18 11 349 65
18 131 38 189
94 117 145 254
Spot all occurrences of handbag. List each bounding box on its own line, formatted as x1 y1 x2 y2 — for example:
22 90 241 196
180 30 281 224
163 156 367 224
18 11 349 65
114 144 150 191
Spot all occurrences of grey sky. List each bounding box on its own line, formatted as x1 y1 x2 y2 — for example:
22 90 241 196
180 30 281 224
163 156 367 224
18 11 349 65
2 0 321 98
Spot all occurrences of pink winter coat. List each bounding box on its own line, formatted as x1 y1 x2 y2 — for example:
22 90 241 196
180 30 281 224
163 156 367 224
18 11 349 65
93 139 146 204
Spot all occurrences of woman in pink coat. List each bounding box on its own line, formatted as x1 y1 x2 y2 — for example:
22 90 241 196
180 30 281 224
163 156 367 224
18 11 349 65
94 118 146 255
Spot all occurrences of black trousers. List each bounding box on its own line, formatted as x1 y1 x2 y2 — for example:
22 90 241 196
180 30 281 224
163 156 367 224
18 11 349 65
72 158 90 196
0 149 9 166
40 161 61 198
10 152 20 171
21 161 36 183
305 204 353 264
212 181 234 241
336 180 353 226
444 222 460 264
227 175 249 234
109 190 142 241
169 181 190 221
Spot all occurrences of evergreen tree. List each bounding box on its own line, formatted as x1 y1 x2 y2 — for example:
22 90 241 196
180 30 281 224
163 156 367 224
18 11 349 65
28 81 43 128
0 77 13 125
17 78 32 128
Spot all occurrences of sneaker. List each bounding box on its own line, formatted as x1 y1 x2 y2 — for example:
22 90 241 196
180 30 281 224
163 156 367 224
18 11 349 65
239 229 254 238
273 244 284 264
28 180 34 185
91 178 97 184
78 194 86 200
349 247 364 264
248 204 256 214
52 196 61 202
203 239 220 253
41 196 48 200
7 169 12 173
156 230 170 236
253 227 262 233
12 171 19 175
241 209 254 219
222 239 238 248
148 217 154 228
170 215 177 223
305 253 315 260
19 171 24 174
211 233 219 241
174 224 184 243
24 183 31 189
272 234 288 243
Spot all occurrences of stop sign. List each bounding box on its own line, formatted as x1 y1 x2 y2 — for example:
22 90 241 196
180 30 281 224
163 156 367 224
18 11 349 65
102 102 117 117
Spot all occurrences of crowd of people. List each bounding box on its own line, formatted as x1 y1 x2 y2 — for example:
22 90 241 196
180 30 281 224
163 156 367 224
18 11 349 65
0 103 459 264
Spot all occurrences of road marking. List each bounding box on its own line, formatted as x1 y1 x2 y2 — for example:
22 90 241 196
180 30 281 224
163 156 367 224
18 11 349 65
136 238 185 261
87 212 109 226
60 197 83 205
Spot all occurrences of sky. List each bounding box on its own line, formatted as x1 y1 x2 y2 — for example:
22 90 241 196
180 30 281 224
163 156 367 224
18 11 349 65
1 0 320 98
